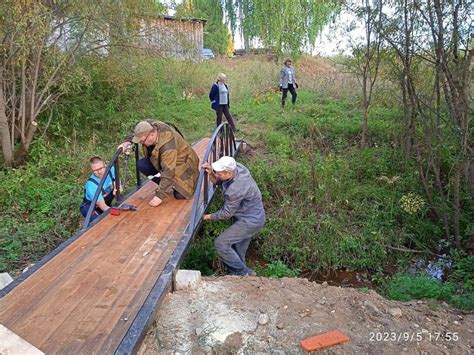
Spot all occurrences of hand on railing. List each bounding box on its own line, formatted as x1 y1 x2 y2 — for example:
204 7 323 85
201 162 217 185
113 184 124 195
201 162 212 174
118 141 132 154
189 122 238 231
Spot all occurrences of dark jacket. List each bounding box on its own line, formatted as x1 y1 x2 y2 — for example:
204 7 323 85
209 82 230 111
210 163 266 227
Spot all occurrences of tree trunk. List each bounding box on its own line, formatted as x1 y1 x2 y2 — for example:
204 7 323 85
0 70 13 166
467 160 474 202
432 160 452 240
243 34 250 51
399 72 411 159
453 164 462 249
360 99 369 149
13 121 37 167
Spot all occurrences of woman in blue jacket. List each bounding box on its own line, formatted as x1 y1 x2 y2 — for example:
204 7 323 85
209 73 237 131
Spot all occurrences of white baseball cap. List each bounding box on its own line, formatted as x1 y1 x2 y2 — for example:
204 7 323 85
212 156 237 172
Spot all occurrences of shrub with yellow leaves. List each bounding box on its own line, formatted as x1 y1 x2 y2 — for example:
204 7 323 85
399 193 426 215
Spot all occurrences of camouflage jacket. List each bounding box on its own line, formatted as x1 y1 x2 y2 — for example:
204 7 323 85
128 120 199 200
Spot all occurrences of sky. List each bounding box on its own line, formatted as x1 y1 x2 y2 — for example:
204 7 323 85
313 12 361 56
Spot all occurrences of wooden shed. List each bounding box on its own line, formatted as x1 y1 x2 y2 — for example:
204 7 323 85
139 15 206 60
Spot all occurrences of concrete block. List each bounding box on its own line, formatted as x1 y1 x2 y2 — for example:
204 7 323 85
0 324 44 354
174 270 201 291
0 273 13 290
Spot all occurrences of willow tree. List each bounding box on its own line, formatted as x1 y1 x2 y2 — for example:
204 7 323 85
224 0 340 56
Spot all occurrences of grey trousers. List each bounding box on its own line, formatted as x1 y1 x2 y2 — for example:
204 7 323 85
214 221 263 275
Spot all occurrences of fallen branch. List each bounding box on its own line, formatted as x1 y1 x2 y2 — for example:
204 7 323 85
384 245 449 259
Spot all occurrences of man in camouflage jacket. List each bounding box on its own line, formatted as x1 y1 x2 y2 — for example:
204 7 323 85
119 120 199 207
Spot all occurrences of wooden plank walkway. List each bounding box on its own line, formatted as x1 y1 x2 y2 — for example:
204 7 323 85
0 138 210 354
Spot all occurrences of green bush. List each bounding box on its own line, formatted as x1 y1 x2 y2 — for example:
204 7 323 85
386 273 454 301
181 236 218 276
385 269 474 311
263 131 292 157
181 196 227 275
445 253 474 310
259 260 300 278
0 160 80 271
385 272 474 310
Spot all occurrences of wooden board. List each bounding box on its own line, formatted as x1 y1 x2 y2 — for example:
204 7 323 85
0 138 210 354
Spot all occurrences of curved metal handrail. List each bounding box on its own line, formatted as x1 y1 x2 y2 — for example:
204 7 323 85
82 144 141 230
188 122 237 232
82 148 122 230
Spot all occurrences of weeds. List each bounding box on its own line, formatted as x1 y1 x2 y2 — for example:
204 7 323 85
258 260 300 278
385 271 474 311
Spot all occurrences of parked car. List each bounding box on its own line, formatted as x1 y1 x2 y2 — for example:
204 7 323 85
201 48 215 59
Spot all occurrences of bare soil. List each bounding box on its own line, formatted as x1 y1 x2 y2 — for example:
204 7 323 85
138 276 473 354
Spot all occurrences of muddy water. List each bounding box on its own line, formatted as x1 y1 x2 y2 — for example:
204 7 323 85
247 247 452 288
301 269 374 288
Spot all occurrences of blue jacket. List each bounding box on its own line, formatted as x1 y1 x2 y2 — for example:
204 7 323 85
209 82 230 111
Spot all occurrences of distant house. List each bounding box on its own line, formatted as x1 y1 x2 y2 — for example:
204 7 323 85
139 15 207 60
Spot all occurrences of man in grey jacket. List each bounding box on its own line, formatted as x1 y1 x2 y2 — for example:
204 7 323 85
202 156 265 276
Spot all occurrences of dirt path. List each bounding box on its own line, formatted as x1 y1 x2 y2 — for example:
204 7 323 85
139 276 473 354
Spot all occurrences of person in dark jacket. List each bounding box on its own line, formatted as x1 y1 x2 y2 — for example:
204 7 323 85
202 156 265 276
279 58 298 107
118 120 199 207
209 73 238 131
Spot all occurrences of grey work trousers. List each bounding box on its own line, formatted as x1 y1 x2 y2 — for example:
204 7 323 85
214 221 263 276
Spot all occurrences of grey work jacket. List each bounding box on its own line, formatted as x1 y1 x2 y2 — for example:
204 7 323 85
211 163 266 227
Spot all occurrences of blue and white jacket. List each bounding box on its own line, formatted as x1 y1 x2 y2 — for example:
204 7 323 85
209 82 230 111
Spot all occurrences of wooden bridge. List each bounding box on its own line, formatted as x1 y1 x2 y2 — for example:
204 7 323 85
0 124 240 354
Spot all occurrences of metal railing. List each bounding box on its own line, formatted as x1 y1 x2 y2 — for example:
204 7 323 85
82 145 141 230
188 122 237 233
